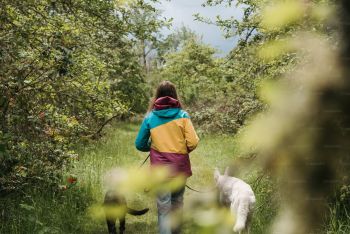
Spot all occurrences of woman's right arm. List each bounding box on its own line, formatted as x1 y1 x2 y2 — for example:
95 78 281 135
135 117 151 152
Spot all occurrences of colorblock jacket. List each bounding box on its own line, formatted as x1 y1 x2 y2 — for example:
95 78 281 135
135 96 199 177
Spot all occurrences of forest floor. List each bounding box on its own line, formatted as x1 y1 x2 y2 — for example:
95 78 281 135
1 122 275 234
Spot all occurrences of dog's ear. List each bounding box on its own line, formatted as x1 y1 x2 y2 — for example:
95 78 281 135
214 167 220 182
224 167 229 176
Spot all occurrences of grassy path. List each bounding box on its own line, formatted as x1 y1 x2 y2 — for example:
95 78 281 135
1 122 239 234
73 122 237 233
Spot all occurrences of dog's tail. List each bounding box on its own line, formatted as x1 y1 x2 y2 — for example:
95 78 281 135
127 207 149 216
233 197 251 232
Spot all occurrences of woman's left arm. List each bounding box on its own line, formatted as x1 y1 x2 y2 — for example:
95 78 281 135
184 118 199 153
135 117 151 152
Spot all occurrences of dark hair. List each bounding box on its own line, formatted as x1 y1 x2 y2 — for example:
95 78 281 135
148 81 182 111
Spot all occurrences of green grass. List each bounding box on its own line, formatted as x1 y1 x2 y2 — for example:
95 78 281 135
4 122 347 233
0 122 244 234
0 122 294 234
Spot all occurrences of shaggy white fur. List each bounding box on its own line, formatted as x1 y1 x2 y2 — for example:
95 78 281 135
214 168 256 233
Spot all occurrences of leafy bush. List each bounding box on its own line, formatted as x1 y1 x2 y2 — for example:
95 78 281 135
0 0 159 193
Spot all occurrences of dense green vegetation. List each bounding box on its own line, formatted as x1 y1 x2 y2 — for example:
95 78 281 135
1 0 350 233
0 0 159 193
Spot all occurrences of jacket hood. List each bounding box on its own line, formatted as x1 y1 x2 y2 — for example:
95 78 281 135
153 96 181 118
154 96 180 110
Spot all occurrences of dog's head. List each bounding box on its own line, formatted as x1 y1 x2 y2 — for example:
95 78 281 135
103 167 128 193
214 167 230 187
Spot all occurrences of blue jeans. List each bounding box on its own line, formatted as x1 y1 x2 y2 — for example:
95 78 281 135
157 186 185 234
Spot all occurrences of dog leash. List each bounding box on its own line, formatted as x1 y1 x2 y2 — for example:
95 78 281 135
139 154 150 168
185 184 216 193
139 154 216 193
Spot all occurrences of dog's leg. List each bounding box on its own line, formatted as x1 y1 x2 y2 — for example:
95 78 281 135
106 218 117 234
245 208 253 234
119 216 126 234
233 198 250 233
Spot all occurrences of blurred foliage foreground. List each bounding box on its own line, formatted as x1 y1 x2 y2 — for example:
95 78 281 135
236 0 350 233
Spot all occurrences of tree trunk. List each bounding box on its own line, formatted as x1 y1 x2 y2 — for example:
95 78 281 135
141 39 147 73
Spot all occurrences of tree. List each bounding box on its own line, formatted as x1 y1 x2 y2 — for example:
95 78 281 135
160 39 221 104
123 0 172 72
156 26 200 66
0 0 159 193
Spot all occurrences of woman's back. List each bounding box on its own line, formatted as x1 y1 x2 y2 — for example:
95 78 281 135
135 96 199 177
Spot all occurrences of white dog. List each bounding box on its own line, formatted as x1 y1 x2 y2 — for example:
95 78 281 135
214 168 256 233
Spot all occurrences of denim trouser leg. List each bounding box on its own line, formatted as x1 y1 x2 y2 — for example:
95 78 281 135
157 192 172 234
170 187 185 234
157 186 185 234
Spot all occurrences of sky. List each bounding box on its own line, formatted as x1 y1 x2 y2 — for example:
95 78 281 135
155 0 243 56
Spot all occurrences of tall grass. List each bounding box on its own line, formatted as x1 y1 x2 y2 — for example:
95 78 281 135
325 200 350 234
1 122 345 233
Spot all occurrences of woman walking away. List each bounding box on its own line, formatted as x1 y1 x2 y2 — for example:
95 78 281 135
135 81 199 234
